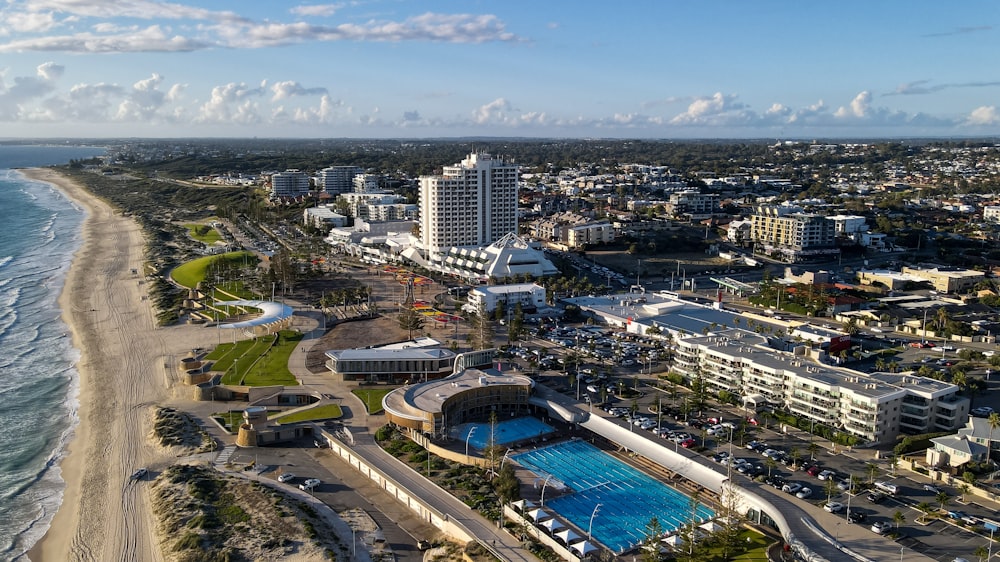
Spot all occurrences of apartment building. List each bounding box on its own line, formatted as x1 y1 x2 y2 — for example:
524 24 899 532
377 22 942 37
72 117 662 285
900 264 985 294
419 153 518 257
352 173 381 193
672 330 967 444
317 165 363 194
463 283 547 315
749 206 837 262
270 169 311 198
666 191 720 218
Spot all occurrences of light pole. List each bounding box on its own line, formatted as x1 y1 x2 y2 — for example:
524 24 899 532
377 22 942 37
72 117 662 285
499 448 513 473
465 427 477 463
588 503 602 540
540 474 553 507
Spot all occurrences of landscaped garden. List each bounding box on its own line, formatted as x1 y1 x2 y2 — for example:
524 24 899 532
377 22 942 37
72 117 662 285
270 404 343 424
206 330 303 386
171 250 256 289
351 388 394 414
184 222 223 245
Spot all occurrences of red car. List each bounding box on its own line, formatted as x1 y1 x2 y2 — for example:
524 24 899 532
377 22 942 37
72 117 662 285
680 438 696 448
806 465 822 477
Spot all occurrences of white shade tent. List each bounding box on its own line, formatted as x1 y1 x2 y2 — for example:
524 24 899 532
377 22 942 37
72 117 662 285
570 541 597 556
554 528 581 546
699 520 723 534
527 508 551 522
541 518 565 534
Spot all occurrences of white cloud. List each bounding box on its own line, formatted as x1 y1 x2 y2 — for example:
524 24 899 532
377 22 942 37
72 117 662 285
196 81 266 124
0 25 210 53
967 106 999 126
834 91 872 119
669 92 751 125
37 61 64 80
473 98 512 124
6 10 59 33
270 80 327 101
290 4 343 17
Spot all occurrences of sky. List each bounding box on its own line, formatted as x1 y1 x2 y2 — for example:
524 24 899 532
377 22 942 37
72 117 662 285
0 0 998 139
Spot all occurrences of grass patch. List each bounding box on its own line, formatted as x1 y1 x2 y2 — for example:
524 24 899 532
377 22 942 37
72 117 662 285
171 251 256 289
697 530 770 561
352 388 393 414
212 411 243 432
271 404 343 424
213 331 302 386
185 223 223 245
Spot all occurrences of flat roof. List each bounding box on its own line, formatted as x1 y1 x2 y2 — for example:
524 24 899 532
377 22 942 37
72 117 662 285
325 347 454 362
383 368 534 418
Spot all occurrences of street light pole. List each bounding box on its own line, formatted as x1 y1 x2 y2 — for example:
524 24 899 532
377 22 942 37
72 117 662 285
465 427 477 463
588 503 603 540
541 474 553 507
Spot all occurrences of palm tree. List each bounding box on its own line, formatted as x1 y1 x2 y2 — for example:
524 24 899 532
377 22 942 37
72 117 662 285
936 491 950 512
765 457 777 478
915 502 934 522
974 545 989 562
988 412 1000 461
865 462 880 484
807 442 820 462
959 483 971 503
893 510 906 530
874 357 886 371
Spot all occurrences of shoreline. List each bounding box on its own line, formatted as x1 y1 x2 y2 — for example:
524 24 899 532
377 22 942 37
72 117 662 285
20 168 202 562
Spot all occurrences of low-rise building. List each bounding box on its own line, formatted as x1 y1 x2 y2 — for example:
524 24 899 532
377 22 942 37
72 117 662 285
324 337 456 383
901 264 985 294
303 205 348 228
464 283 547 315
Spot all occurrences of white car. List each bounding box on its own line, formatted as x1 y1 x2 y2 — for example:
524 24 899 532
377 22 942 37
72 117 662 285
817 469 836 481
277 473 296 483
782 483 802 494
299 478 321 491
796 487 813 499
824 501 844 513
871 521 892 534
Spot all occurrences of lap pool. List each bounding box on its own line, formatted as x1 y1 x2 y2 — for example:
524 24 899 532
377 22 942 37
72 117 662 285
513 439 714 553
451 417 555 450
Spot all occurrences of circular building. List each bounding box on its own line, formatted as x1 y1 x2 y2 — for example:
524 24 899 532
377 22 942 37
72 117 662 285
382 367 535 441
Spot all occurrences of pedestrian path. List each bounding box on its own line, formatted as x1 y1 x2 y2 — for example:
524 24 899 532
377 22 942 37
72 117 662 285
214 444 237 467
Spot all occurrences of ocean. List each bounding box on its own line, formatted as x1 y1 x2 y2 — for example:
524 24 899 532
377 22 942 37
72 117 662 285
0 145 107 560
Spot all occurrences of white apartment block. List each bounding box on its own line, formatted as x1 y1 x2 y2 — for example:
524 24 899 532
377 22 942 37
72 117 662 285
318 166 363 194
827 214 868 235
270 169 311 198
984 206 1000 224
339 192 406 218
671 330 967 444
353 173 381 193
666 191 720 217
464 283 547 314
419 153 518 257
750 206 837 262
566 222 614 248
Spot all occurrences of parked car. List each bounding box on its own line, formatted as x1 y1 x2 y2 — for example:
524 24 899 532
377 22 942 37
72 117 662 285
299 478 321 491
923 484 942 494
871 521 892 534
796 487 813 499
782 483 803 494
848 510 868 524
874 481 898 495
817 469 836 481
867 491 886 503
837 479 853 492
806 465 822 477
680 438 696 448
824 502 844 513
277 473 296 483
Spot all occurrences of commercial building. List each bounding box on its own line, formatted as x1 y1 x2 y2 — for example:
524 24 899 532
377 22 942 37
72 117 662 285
419 152 518 258
318 165 363 194
464 283 547 315
303 206 348 228
750 206 837 262
324 338 456 383
900 265 985 294
270 169 311 198
403 232 559 283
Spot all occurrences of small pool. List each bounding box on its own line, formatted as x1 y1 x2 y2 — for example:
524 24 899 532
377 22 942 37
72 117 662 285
513 439 714 553
451 417 555 449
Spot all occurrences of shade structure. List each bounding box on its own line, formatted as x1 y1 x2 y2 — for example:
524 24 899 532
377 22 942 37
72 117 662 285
527 508 551 522
555 528 581 545
661 535 683 547
699 520 723 533
541 518 565 534
571 541 597 556
511 499 536 512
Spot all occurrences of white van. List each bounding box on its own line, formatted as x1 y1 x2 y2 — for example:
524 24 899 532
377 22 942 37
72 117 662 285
874 481 898 495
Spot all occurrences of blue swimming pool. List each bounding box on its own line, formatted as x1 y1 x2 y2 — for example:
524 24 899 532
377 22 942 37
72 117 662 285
452 417 555 449
513 440 714 553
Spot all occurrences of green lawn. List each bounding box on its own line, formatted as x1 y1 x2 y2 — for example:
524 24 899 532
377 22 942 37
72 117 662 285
271 404 343 424
185 223 223 245
214 331 303 386
170 251 256 289
697 530 771 562
352 388 394 414
212 411 243 432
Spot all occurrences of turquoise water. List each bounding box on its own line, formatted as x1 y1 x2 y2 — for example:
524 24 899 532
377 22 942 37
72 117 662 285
452 417 555 449
513 439 715 553
0 145 106 560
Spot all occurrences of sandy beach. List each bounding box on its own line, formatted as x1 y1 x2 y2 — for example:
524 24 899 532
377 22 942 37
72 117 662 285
23 168 209 562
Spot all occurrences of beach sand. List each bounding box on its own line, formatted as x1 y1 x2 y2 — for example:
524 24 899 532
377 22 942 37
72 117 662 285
23 168 210 562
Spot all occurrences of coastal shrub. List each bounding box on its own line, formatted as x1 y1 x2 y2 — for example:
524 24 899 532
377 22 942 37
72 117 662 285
174 532 202 551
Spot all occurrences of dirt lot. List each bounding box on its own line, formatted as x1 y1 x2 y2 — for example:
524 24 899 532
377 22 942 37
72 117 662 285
304 315 411 374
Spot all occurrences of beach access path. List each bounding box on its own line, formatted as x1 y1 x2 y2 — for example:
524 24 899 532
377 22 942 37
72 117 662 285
24 168 213 562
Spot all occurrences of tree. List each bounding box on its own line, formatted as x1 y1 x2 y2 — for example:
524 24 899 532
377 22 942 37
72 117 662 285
959 483 971 503
866 462 881 484
765 456 777 478
893 510 905 530
790 447 802 469
936 491 950 512
807 442 820 462
824 478 839 503
915 502 934 522
988 412 1000 461
974 545 989 562
397 306 425 339
640 517 664 562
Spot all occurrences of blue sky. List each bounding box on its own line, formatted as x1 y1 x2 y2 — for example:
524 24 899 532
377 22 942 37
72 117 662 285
0 0 998 138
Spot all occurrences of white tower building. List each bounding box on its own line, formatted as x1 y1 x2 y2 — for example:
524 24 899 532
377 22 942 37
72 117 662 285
419 153 518 257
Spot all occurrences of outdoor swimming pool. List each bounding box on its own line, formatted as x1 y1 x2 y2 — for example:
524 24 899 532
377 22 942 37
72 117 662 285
451 417 555 449
513 439 715 553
